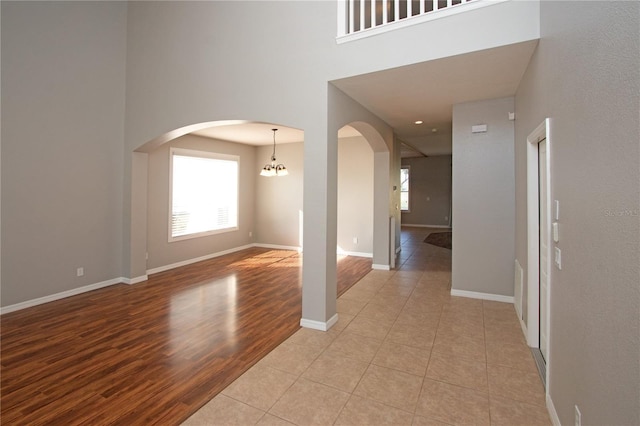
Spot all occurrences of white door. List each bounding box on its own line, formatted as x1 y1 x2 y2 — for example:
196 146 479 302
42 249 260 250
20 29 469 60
538 139 549 362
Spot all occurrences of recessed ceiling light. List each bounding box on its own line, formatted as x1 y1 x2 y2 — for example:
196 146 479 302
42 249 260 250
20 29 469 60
414 120 423 125
432 128 438 133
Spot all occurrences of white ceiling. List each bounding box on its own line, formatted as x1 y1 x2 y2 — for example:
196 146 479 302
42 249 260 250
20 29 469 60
192 40 538 156
193 122 361 146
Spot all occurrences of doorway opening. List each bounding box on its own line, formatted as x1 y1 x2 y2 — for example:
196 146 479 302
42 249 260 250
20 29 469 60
526 118 551 389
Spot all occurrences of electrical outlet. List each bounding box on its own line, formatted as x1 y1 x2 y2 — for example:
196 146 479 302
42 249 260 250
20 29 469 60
249 231 253 238
76 267 84 277
575 405 581 426
353 237 358 244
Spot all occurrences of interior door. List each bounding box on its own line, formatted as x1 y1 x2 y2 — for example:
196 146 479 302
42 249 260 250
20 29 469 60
538 139 549 362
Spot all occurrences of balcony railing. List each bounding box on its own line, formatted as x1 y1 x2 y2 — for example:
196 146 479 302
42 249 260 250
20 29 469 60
337 0 493 42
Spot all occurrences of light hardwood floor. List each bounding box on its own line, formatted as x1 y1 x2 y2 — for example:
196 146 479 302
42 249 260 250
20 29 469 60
0 248 371 425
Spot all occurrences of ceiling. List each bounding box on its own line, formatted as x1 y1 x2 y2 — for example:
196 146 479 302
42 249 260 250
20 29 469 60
192 40 538 156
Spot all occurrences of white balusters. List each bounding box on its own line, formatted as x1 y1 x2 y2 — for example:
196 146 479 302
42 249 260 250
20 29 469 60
341 0 476 36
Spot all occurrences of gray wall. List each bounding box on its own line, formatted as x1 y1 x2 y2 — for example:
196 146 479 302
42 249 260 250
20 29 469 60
337 136 374 256
1 2 127 305
452 97 515 297
1 0 540 312
254 142 304 248
146 135 255 270
401 155 452 227
514 1 639 424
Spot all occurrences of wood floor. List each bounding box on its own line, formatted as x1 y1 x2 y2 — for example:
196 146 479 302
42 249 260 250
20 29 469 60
0 248 372 425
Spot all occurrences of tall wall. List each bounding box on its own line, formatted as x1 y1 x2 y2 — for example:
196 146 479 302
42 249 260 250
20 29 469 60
452 97 515 297
337 136 374 256
1 2 127 306
514 1 639 424
401 155 452 227
1 0 540 312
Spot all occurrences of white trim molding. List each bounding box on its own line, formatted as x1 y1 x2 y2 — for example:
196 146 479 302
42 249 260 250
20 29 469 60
547 394 561 426
122 275 148 285
300 314 338 331
0 278 122 315
337 249 373 258
400 224 451 229
450 289 515 304
372 263 391 271
253 243 302 252
146 244 254 275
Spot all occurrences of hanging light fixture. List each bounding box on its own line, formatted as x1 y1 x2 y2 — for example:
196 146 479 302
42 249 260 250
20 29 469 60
260 128 288 177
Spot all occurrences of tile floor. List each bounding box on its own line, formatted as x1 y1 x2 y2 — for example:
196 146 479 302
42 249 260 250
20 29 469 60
183 228 551 425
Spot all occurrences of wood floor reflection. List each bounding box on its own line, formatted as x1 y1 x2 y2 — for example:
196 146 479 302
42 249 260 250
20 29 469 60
0 248 372 425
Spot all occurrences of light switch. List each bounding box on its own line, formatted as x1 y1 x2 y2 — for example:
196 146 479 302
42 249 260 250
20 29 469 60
553 222 559 242
471 124 487 133
554 247 562 270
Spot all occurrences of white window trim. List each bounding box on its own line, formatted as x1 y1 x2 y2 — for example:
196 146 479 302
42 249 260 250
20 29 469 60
168 147 240 243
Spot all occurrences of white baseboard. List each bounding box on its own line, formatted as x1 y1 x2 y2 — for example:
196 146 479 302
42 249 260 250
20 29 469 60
253 243 302 252
547 393 561 426
337 249 373 258
300 314 338 331
372 264 391 271
450 289 515 303
401 224 451 229
0 277 122 315
146 244 255 275
122 275 148 285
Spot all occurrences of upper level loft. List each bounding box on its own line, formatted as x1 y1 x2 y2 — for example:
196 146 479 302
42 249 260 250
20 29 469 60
337 0 509 43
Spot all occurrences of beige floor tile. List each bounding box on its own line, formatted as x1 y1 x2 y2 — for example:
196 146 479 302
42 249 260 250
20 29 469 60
255 413 296 425
353 364 423 412
415 379 490 426
368 293 409 309
404 295 446 313
436 317 485 338
340 286 378 303
285 327 337 349
343 314 394 340
335 395 414 426
372 340 431 376
258 341 322 376
411 415 453 426
357 302 403 323
326 331 383 363
432 330 486 362
489 395 552 425
392 270 424 281
182 394 265 425
484 323 527 346
426 351 488 392
337 298 366 316
269 378 350 426
221 365 297 411
487 364 546 407
302 350 369 392
349 277 387 293
484 315 522 332
485 340 538 373
396 307 442 328
385 321 437 350
377 282 416 298
332 313 355 332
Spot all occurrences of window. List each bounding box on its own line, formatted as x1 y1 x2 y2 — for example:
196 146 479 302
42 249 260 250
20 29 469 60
169 148 239 241
400 166 410 212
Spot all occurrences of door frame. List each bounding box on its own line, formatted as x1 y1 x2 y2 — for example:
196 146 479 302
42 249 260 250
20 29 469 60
525 118 552 382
